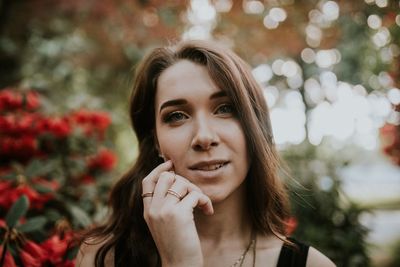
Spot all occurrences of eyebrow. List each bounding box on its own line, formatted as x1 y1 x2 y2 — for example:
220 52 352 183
159 91 227 113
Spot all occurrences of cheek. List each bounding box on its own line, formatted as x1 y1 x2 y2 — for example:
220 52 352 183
157 128 190 162
229 122 248 153
229 123 250 170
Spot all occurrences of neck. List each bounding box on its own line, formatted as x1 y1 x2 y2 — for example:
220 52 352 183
194 184 252 245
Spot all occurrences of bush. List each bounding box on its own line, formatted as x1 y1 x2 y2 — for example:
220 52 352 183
0 88 116 266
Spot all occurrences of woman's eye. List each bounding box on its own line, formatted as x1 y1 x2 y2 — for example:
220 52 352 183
216 104 235 115
163 112 188 123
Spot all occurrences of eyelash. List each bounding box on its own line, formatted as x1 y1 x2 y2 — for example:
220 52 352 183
162 103 235 124
215 103 235 115
163 111 188 123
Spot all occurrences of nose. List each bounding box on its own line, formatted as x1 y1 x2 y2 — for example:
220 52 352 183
191 114 219 151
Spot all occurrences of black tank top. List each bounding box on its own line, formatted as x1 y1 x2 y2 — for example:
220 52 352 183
114 237 309 266
276 237 309 267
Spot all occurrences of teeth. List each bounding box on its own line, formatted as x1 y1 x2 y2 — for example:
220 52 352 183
197 163 224 171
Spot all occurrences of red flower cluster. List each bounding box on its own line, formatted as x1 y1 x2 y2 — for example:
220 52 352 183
0 89 40 111
20 240 48 267
0 90 113 164
0 219 75 267
40 233 75 266
88 148 117 171
0 179 59 210
71 109 111 139
0 88 116 265
36 117 72 138
0 236 75 267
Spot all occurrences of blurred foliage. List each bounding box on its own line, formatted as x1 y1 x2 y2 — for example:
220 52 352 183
0 88 117 265
282 142 370 266
0 0 399 266
386 238 400 267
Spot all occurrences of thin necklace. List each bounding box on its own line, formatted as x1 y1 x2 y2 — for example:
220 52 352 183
230 231 256 267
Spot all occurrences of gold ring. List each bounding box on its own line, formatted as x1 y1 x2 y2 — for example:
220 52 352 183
142 192 154 198
167 189 182 200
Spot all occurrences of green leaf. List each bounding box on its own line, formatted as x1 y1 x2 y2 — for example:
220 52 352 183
32 184 54 194
1 173 16 180
25 159 59 178
17 216 47 233
65 246 79 260
68 204 92 227
5 195 29 228
25 159 43 177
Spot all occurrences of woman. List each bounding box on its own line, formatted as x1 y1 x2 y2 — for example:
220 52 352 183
76 40 335 267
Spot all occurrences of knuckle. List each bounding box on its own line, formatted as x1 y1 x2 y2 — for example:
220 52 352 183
175 174 189 183
191 191 200 198
141 177 150 187
159 171 173 181
147 208 159 220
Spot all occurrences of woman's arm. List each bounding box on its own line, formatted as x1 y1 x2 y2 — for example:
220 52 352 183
306 247 336 267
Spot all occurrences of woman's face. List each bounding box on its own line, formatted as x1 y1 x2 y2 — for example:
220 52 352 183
154 59 250 203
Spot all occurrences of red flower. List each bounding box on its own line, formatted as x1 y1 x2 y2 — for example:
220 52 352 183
285 217 298 236
50 117 71 138
72 110 111 138
81 174 95 184
21 240 48 266
0 113 42 136
88 149 117 171
0 181 13 208
41 234 70 265
0 89 40 111
25 91 40 110
0 182 54 210
0 115 14 134
20 250 42 267
56 259 76 267
37 117 71 138
0 136 38 161
90 112 111 131
0 246 17 267
18 113 40 135
0 89 23 111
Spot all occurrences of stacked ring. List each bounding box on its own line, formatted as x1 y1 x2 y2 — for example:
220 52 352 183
142 192 154 198
167 189 183 200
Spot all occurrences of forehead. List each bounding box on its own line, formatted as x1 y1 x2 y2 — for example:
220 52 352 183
156 60 220 103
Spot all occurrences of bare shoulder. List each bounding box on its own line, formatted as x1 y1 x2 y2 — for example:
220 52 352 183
75 237 114 267
306 246 336 267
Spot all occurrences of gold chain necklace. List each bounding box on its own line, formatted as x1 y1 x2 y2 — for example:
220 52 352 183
230 232 257 267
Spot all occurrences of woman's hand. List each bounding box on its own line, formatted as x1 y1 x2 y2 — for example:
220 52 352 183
142 160 214 267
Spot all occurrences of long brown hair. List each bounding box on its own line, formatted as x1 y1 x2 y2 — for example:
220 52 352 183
83 40 290 266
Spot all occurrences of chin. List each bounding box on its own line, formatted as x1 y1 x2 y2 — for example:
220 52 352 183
199 186 238 204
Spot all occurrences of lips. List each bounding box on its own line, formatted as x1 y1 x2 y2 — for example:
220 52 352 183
189 160 229 171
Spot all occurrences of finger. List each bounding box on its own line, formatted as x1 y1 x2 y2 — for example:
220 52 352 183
178 191 214 215
173 174 202 194
142 161 173 209
152 171 176 204
164 179 188 204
